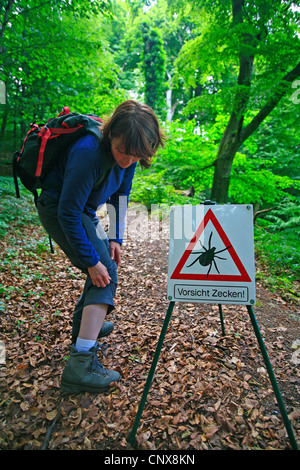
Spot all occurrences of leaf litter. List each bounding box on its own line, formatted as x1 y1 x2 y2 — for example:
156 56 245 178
0 212 299 450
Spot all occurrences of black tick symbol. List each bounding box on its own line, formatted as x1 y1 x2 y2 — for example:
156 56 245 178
187 232 231 278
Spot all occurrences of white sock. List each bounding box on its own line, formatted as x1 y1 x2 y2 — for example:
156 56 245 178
75 337 96 352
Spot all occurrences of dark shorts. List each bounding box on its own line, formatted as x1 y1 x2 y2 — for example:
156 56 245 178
37 191 117 312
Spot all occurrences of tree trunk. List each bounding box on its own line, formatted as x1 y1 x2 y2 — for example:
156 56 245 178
211 59 300 203
210 102 247 203
211 131 241 203
210 0 254 203
210 0 300 204
0 104 8 146
211 51 254 202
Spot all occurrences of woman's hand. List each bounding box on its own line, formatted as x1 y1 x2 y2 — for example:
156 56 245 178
88 262 111 288
110 241 121 267
88 242 121 287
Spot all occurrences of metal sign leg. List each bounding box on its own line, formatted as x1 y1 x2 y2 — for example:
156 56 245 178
128 301 176 446
218 304 226 335
246 305 298 450
127 301 298 449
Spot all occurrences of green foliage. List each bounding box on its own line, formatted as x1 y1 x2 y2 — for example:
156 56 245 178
230 165 297 205
171 0 300 203
1 0 299 299
228 101 300 204
152 116 299 206
152 120 216 195
0 0 124 153
0 177 39 238
264 198 300 233
242 101 300 181
254 198 300 288
131 169 192 209
141 22 167 117
254 222 300 301
173 0 300 120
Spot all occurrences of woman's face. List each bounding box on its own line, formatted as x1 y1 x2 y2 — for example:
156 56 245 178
110 137 140 168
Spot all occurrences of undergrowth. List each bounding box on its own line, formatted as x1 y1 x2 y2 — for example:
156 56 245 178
1 175 299 303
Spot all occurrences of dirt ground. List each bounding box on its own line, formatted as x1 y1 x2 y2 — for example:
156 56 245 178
0 214 299 451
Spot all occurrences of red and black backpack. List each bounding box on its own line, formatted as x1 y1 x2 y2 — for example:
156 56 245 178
12 106 103 201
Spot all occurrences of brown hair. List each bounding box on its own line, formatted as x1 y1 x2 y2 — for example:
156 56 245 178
101 100 165 168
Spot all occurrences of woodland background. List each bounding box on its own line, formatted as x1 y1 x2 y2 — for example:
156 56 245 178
0 0 300 451
0 0 300 295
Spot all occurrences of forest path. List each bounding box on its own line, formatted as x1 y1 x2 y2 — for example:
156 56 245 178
0 215 299 450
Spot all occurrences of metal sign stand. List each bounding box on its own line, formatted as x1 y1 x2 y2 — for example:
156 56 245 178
128 301 298 450
128 300 175 446
128 202 298 449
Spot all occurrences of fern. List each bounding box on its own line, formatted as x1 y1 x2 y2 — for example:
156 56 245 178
265 197 300 233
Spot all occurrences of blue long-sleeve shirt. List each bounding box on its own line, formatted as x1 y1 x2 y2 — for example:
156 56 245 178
41 134 136 267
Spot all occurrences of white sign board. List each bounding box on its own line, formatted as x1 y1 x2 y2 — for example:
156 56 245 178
167 204 256 305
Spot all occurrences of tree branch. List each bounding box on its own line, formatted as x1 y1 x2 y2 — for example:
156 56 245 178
253 207 274 223
240 61 300 144
199 160 217 171
0 0 15 40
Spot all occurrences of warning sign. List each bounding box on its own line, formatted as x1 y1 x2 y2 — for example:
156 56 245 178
167 204 256 305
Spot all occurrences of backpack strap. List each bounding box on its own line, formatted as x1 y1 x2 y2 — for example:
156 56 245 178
35 124 84 177
36 127 51 177
21 123 39 154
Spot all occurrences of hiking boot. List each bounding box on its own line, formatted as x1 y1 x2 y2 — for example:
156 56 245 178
71 321 114 344
60 343 120 394
98 321 114 338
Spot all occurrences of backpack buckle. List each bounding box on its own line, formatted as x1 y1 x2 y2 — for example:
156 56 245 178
38 125 48 137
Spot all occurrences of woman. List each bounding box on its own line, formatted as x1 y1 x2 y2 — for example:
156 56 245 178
37 100 164 394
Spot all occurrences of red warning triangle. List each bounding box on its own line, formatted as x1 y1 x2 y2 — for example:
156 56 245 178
171 208 251 282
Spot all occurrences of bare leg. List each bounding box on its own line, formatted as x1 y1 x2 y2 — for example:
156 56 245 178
61 301 120 393
78 303 108 341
